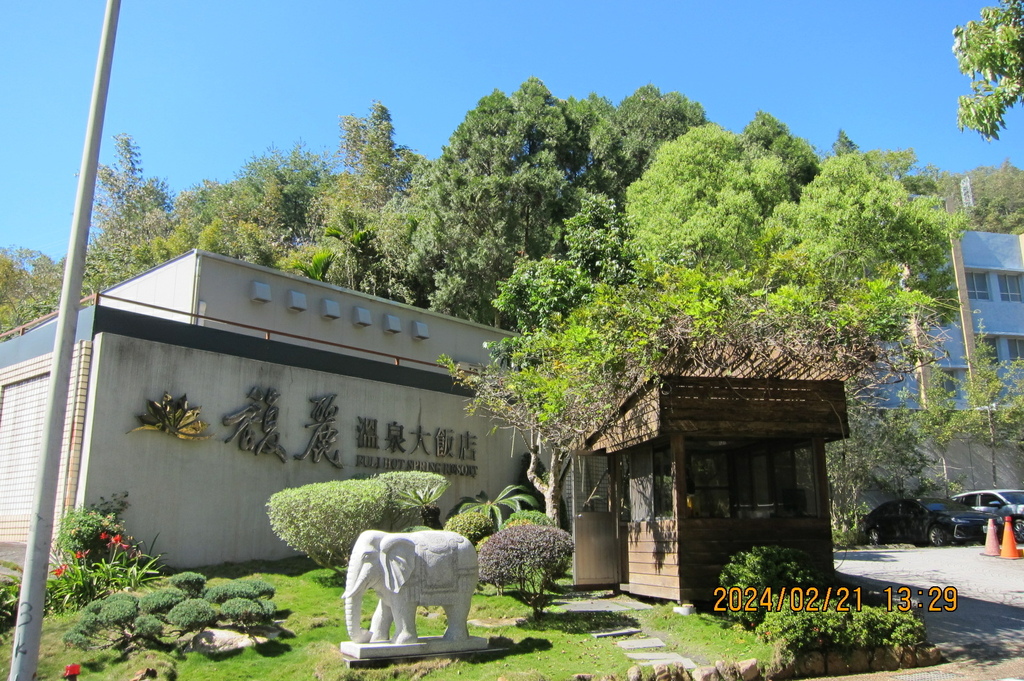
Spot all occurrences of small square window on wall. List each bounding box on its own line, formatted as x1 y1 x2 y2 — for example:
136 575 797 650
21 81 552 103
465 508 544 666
352 306 372 327
1008 338 1024 361
287 290 307 311
321 298 341 319
383 314 402 334
967 272 990 301
999 274 1023 302
250 281 272 303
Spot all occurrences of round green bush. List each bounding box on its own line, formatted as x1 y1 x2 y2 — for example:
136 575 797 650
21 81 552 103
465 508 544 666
267 479 390 572
139 587 186 615
477 524 573 616
97 594 139 628
133 613 164 639
168 571 207 598
220 597 276 628
166 598 218 633
205 579 275 604
444 512 494 545
719 545 826 627
502 510 554 529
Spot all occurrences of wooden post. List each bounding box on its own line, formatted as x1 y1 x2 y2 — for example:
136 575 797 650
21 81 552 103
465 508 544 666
671 433 688 520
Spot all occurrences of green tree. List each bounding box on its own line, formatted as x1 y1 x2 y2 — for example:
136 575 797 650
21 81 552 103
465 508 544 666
310 102 425 301
924 339 1024 487
626 123 791 268
0 248 64 332
832 129 859 156
85 134 174 291
584 85 707 205
413 78 589 324
741 111 820 200
940 160 1024 233
954 0 1024 139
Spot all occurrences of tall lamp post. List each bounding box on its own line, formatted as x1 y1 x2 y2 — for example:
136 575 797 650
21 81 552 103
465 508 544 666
7 1 120 679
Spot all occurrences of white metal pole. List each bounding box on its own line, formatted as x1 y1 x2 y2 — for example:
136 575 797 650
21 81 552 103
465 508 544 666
8 1 120 678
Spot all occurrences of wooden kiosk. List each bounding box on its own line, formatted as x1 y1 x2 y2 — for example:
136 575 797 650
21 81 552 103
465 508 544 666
571 372 848 603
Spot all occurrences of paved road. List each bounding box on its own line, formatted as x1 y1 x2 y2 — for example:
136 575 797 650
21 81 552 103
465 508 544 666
830 545 1024 681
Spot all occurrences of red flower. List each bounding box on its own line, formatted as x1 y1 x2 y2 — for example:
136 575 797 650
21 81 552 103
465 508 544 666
99 532 109 540
74 550 89 559
53 564 68 577
111 534 122 544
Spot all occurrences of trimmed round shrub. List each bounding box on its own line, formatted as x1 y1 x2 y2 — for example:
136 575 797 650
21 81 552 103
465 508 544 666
502 510 554 529
267 479 390 572
444 512 494 545
478 524 573 616
139 587 186 614
166 598 218 633
133 613 164 640
377 471 450 530
756 604 925 657
719 546 826 627
204 579 275 604
220 597 276 628
168 572 207 598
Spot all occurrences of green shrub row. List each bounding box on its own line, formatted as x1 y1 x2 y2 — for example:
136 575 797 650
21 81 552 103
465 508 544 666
63 572 277 652
756 605 926 655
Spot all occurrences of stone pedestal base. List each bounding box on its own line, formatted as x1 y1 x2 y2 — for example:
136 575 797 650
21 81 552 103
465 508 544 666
340 636 490 662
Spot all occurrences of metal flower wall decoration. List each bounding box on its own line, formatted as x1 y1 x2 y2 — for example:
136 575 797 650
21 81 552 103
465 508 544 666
132 393 212 440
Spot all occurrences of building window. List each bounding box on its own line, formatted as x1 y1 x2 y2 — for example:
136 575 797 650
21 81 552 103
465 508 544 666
999 274 1023 302
938 368 960 396
981 335 1000 360
967 272 990 301
1008 338 1024 361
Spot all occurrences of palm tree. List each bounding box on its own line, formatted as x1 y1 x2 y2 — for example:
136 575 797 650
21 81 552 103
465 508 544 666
456 485 538 530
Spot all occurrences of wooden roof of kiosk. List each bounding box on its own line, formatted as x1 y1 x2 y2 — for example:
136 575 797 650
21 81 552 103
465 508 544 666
572 347 850 604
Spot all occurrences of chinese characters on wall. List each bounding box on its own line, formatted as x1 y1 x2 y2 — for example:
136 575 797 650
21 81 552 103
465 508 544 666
215 387 478 476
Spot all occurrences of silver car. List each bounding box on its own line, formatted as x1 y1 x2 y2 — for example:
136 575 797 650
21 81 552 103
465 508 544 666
951 489 1024 542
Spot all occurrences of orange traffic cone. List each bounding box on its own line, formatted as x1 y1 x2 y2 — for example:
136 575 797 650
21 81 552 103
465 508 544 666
999 516 1023 559
983 517 1001 556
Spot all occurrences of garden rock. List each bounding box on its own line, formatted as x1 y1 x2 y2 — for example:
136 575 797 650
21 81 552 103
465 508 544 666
916 644 943 666
737 658 760 681
765 661 794 680
871 646 900 671
824 651 849 675
846 649 870 673
715 660 738 680
186 628 267 653
690 666 720 681
628 665 644 681
898 645 917 667
794 652 824 677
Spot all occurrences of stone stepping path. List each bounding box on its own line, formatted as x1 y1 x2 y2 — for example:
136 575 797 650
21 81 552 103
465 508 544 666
625 652 698 667
617 637 665 650
590 627 642 638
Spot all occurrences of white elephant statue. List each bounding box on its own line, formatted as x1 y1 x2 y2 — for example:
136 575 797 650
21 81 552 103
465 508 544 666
344 529 478 645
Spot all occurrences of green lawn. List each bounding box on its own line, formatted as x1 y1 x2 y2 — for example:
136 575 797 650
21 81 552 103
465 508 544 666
1 557 775 681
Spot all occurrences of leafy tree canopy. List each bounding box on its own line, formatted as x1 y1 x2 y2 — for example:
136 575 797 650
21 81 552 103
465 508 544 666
954 0 1024 139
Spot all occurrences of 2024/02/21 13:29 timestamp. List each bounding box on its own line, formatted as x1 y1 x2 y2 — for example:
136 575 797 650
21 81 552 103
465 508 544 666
884 586 958 612
711 586 959 613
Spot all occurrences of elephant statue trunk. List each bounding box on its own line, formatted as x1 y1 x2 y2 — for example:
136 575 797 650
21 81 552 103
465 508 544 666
344 561 373 644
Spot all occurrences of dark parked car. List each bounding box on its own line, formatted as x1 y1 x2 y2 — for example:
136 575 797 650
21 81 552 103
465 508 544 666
860 498 1001 547
950 489 1024 542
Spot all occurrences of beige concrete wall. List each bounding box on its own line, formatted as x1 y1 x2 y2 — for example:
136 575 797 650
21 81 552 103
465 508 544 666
101 252 198 324
193 253 508 372
78 333 520 567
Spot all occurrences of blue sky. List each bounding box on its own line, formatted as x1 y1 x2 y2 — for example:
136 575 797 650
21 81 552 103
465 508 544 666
1 1 1020 259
